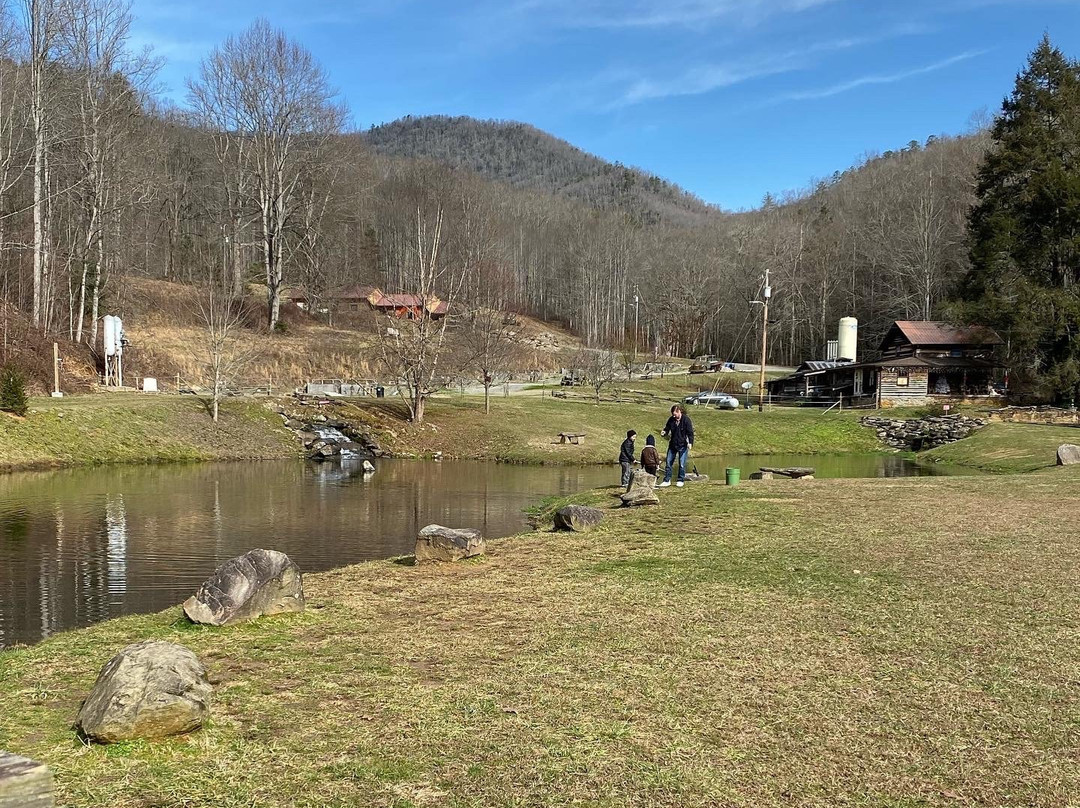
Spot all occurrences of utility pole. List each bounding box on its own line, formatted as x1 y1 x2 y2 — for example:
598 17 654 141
51 342 61 397
757 268 771 412
632 288 640 369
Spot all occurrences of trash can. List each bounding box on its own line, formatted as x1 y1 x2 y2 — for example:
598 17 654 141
725 467 741 486
375 386 385 398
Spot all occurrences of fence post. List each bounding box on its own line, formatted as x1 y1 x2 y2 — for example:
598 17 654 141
838 395 843 412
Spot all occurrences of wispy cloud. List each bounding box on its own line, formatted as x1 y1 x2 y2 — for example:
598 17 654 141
768 50 986 102
510 0 840 29
606 25 928 108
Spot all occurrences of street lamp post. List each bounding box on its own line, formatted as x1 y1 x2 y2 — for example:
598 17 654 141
757 268 771 412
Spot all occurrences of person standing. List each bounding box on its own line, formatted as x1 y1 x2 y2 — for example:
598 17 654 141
619 430 637 487
659 405 694 487
640 434 660 477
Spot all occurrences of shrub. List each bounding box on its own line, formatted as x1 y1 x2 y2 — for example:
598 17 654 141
0 365 28 416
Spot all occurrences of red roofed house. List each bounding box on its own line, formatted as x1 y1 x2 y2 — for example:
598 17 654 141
284 285 449 320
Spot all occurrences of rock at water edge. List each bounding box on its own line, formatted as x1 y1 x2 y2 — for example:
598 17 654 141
748 471 773 481
621 469 659 507
0 752 54 807
684 473 709 483
75 641 211 744
183 549 304 626
554 505 605 532
362 460 375 473
415 525 485 563
1058 444 1080 466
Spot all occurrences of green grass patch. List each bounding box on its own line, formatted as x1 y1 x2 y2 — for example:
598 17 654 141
0 394 297 471
922 421 1079 472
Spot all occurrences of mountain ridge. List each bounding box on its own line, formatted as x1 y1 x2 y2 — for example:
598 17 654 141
361 114 724 227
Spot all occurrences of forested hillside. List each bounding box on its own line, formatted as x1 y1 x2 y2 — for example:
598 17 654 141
362 115 720 227
1 0 1070 402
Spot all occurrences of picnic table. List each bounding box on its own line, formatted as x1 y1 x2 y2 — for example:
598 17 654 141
559 432 586 445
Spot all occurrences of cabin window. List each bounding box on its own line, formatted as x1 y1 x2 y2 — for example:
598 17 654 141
896 370 910 387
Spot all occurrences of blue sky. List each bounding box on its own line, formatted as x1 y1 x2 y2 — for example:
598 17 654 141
131 0 1080 211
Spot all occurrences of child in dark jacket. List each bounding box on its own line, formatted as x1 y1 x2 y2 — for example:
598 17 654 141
640 434 660 477
619 430 637 487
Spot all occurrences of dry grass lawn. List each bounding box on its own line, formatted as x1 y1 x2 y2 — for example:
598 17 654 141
3 468 1080 806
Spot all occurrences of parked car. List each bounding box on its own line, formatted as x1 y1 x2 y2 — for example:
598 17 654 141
560 373 586 386
684 391 740 408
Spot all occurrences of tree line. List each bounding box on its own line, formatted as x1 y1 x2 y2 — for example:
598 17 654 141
0 3 1073 403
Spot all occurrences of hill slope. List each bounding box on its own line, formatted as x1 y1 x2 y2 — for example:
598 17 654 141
362 115 722 227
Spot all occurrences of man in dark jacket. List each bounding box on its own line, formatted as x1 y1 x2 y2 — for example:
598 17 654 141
619 430 637 487
659 405 694 487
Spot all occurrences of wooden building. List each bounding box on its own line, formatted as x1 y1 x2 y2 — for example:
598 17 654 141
766 320 1005 407
284 285 449 320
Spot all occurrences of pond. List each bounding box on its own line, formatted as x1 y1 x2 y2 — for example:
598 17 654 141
0 453 969 647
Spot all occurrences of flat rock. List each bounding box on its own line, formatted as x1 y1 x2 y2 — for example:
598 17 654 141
75 641 211 744
621 469 659 507
748 471 773 481
684 473 709 482
415 525 485 563
760 466 815 478
554 505 605 531
1058 444 1080 466
183 549 304 626
0 752 54 807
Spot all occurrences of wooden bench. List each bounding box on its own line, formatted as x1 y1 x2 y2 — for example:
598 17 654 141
558 432 586 445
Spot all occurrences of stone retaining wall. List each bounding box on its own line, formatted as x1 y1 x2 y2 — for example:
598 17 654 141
861 414 987 451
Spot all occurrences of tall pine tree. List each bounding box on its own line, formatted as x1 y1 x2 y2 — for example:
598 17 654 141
959 35 1080 404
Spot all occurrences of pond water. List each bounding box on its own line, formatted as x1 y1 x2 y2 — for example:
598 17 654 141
0 453 968 647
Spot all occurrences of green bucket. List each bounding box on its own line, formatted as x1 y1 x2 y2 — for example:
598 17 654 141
725 467 741 486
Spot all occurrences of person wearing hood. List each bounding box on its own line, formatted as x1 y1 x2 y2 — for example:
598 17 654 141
640 434 660 478
618 430 637 487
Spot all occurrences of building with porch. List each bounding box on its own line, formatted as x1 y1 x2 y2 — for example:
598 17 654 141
766 320 1005 407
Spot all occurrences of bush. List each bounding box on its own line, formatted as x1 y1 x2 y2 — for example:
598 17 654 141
0 365 28 416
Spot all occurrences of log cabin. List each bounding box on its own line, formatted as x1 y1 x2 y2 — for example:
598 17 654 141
766 320 1005 407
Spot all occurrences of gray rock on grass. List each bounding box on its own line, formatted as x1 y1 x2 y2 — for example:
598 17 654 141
1058 444 1080 466
621 469 659 507
0 752 54 807
554 505 605 532
415 525 485 563
75 641 211 744
183 549 304 626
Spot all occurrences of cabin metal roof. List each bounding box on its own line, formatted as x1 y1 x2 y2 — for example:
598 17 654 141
884 321 1003 349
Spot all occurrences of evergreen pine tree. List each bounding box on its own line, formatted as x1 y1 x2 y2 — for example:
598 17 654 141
958 35 1080 403
0 365 28 417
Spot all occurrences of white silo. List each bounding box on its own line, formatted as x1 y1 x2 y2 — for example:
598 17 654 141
838 317 858 362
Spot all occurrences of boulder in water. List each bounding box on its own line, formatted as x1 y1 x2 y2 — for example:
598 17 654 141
554 505 604 531
75 641 211 743
415 525 485 563
362 460 375 473
1057 444 1080 466
183 549 304 626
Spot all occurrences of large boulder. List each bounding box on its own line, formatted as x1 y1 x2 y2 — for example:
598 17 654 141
183 549 304 626
415 525 485 563
1058 444 1080 466
75 641 211 743
621 470 659 507
0 752 54 806
554 505 605 532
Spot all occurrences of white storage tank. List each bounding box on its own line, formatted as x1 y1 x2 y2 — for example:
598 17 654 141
838 317 858 362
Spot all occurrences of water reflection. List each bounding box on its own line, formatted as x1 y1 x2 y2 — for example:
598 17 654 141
0 459 614 647
0 453 969 648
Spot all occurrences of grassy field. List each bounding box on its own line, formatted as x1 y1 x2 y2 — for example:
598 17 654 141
363 394 881 464
3 467 1080 806
923 421 1080 473
0 394 297 470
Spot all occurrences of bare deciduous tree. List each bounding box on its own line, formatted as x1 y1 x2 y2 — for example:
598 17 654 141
195 280 256 422
187 18 345 331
